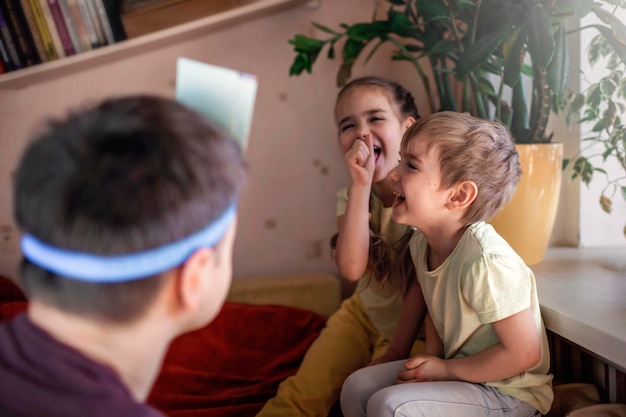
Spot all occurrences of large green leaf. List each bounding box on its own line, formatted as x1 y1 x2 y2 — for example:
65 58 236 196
457 29 507 78
388 10 417 38
547 22 568 95
527 4 555 69
502 27 526 87
346 22 389 42
592 4 626 44
415 0 451 21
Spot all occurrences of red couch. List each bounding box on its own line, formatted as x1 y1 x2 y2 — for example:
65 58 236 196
0 275 338 416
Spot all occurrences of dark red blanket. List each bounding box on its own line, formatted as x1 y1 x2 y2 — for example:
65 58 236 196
0 276 328 417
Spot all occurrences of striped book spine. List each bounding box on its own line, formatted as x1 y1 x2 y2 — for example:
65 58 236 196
75 0 99 48
38 0 65 57
28 0 58 60
57 0 82 53
66 0 90 51
46 0 75 55
0 7 21 69
19 0 48 62
92 0 113 45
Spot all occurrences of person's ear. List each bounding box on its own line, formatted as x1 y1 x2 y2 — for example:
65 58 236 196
403 116 417 130
447 180 478 210
176 248 215 312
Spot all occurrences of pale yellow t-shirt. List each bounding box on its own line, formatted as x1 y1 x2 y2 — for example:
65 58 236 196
409 221 554 414
336 188 410 341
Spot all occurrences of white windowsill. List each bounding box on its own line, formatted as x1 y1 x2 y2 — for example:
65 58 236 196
532 247 626 371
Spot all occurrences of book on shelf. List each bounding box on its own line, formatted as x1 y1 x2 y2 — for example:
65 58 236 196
0 34 12 72
19 0 48 62
65 0 92 51
27 0 59 60
0 7 22 70
83 0 106 46
57 0 85 53
0 0 41 66
0 0 128 75
47 0 76 56
93 0 115 45
102 0 126 41
39 0 66 58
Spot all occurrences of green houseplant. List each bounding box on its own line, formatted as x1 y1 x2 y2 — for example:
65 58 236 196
287 0 626 255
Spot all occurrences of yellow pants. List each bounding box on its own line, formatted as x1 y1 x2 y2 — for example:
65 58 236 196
256 294 424 417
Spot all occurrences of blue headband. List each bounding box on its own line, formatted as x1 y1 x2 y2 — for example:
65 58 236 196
20 204 237 283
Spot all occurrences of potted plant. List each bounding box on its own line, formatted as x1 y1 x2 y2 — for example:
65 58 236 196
287 0 626 263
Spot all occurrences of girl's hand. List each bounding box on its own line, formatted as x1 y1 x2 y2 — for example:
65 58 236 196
396 354 448 384
344 133 375 187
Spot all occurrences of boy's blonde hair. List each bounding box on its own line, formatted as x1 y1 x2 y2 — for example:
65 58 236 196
402 111 521 225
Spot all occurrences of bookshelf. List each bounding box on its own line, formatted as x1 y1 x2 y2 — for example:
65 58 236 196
0 0 314 89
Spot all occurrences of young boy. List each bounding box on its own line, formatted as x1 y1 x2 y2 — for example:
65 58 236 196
0 96 247 417
340 111 554 417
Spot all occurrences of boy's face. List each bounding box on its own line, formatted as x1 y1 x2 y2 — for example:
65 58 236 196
336 86 412 183
388 135 453 228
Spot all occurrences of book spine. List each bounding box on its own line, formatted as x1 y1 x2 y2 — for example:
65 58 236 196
57 0 82 53
0 32 12 72
0 0 40 66
0 7 22 69
75 0 99 48
92 0 113 45
101 0 125 42
66 0 90 51
46 0 75 55
84 0 105 46
19 0 48 62
28 0 58 60
38 0 65 57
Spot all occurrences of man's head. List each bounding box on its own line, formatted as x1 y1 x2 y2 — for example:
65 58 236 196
14 95 247 325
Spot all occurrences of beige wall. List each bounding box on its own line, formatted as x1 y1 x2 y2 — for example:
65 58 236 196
1 0 606 281
0 0 431 280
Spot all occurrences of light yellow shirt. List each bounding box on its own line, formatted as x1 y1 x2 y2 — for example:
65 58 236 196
336 188 409 341
410 222 553 414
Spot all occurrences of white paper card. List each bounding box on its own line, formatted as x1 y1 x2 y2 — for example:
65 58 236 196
176 57 258 150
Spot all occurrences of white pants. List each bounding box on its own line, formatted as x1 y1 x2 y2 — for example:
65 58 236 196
340 360 541 417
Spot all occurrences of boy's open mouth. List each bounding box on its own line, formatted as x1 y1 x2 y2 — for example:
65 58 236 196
393 191 406 206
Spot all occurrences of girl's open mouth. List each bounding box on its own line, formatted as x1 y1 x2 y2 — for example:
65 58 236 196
373 145 381 161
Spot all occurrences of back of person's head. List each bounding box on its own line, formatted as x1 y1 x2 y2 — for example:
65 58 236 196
335 76 420 122
402 111 521 224
14 95 247 323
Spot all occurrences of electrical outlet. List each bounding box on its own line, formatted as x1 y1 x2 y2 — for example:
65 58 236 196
0 224 20 254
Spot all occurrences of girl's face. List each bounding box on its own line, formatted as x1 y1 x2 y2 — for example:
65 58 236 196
335 86 414 183
388 135 453 229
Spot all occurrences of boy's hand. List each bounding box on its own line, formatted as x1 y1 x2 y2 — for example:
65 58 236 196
344 134 375 186
396 354 448 383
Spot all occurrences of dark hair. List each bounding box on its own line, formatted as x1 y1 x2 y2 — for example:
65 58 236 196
335 76 420 122
14 95 247 322
332 76 420 288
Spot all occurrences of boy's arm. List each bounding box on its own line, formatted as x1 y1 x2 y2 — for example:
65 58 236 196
335 135 376 281
423 313 443 357
370 279 427 365
398 308 541 383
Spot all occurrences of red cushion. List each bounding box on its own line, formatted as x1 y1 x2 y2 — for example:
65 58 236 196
0 276 27 304
148 302 327 417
